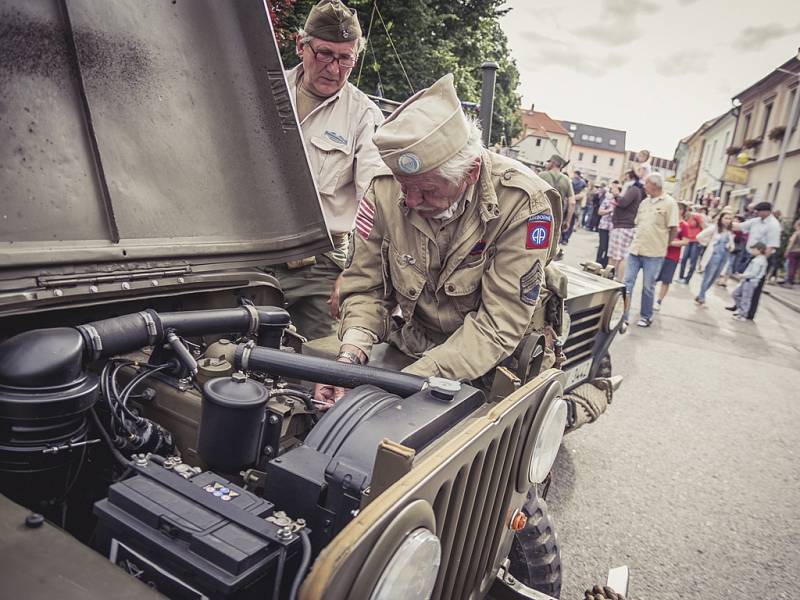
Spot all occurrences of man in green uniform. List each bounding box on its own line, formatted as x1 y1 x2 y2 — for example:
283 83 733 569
537 154 575 240
314 74 561 405
272 0 384 341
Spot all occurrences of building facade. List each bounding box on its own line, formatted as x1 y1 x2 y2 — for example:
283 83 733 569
692 110 736 201
511 107 572 169
559 120 626 183
727 52 800 219
675 119 713 204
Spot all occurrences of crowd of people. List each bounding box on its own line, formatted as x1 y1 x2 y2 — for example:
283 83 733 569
555 150 796 329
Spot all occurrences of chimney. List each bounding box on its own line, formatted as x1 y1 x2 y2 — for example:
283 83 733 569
530 103 535 112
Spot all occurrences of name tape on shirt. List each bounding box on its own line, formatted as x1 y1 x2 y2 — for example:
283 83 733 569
526 214 552 249
355 196 375 240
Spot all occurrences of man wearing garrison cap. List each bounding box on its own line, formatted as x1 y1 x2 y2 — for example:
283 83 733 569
272 0 384 341
315 74 562 404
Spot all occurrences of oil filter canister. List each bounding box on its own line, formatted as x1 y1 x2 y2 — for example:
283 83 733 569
198 373 268 471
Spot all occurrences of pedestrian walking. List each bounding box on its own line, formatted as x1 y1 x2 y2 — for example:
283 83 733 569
779 219 800 287
560 170 584 242
654 201 690 311
678 206 705 283
595 183 617 267
727 243 768 321
694 211 735 306
608 170 643 282
622 173 679 328
732 202 782 319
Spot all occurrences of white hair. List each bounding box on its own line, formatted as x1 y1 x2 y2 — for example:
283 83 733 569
433 118 484 184
297 29 366 54
645 172 664 189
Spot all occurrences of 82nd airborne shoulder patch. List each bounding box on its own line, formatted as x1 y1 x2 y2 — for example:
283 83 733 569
526 213 552 249
520 260 543 306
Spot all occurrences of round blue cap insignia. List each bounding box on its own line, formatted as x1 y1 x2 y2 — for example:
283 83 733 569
397 152 422 174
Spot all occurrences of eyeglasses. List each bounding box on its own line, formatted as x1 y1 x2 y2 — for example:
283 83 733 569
306 43 357 69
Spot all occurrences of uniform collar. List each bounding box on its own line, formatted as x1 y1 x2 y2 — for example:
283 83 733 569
476 149 500 222
287 65 348 120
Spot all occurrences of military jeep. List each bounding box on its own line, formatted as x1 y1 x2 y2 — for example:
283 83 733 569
0 2 623 599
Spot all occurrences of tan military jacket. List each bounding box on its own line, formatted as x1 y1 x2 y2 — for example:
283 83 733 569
339 150 561 380
286 65 385 235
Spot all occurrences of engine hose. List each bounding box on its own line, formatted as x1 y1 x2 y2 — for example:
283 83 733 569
89 408 131 469
237 345 427 397
269 389 318 423
288 529 312 600
78 306 290 361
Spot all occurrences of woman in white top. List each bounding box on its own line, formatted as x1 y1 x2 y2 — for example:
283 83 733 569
694 211 735 305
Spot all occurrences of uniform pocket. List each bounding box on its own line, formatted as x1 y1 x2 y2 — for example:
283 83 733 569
443 257 485 314
309 134 352 196
389 246 426 318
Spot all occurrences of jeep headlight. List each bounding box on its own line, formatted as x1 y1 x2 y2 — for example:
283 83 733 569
370 528 441 600
606 292 625 332
528 395 568 484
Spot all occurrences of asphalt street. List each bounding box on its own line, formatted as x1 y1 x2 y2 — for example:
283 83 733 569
548 227 800 600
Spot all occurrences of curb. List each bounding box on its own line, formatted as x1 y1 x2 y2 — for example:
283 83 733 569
763 288 800 314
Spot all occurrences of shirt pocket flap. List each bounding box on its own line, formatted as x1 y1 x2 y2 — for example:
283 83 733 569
389 249 426 301
310 132 352 154
444 258 485 296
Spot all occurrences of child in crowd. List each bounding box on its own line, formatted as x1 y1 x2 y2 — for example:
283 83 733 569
655 201 689 311
595 182 618 267
727 242 768 321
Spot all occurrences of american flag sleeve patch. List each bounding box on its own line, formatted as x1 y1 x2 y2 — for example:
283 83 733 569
355 196 375 239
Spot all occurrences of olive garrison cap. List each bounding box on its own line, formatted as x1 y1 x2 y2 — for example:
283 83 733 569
304 0 362 42
372 73 471 176
549 154 566 168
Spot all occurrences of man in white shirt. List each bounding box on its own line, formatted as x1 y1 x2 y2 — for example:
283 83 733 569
733 201 782 318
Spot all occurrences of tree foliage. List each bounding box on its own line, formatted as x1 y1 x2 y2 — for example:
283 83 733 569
269 0 521 144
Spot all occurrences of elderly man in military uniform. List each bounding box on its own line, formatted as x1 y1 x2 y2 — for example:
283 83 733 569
314 74 561 405
272 0 385 341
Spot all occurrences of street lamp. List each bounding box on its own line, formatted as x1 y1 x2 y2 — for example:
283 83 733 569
769 48 800 205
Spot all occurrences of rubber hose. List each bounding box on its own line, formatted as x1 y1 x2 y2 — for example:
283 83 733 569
237 345 427 397
289 529 312 600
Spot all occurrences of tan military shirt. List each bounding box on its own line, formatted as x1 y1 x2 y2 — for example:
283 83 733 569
285 65 385 235
338 150 561 380
629 193 679 257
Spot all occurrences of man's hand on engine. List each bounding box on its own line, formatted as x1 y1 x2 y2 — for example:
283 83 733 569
313 382 346 410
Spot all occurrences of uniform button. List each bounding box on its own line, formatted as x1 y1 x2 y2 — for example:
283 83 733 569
446 284 455 292
409 288 417 296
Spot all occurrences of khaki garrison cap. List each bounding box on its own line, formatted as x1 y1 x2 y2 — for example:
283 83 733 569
373 73 471 176
304 0 362 43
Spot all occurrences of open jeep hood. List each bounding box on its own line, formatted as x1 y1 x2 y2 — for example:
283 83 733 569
0 0 330 312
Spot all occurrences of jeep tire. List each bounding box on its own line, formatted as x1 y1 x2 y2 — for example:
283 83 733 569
508 490 562 598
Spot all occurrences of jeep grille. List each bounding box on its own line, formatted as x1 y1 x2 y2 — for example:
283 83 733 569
562 305 603 370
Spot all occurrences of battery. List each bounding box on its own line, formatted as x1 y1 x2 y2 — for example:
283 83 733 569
94 463 301 600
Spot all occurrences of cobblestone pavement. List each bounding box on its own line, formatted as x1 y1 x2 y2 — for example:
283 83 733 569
549 228 800 600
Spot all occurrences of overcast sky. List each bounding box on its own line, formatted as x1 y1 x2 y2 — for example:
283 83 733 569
500 0 800 159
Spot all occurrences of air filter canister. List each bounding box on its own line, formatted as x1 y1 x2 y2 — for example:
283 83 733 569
198 373 268 470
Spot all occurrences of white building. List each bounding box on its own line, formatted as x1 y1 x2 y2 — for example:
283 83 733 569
692 110 736 201
511 107 572 169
